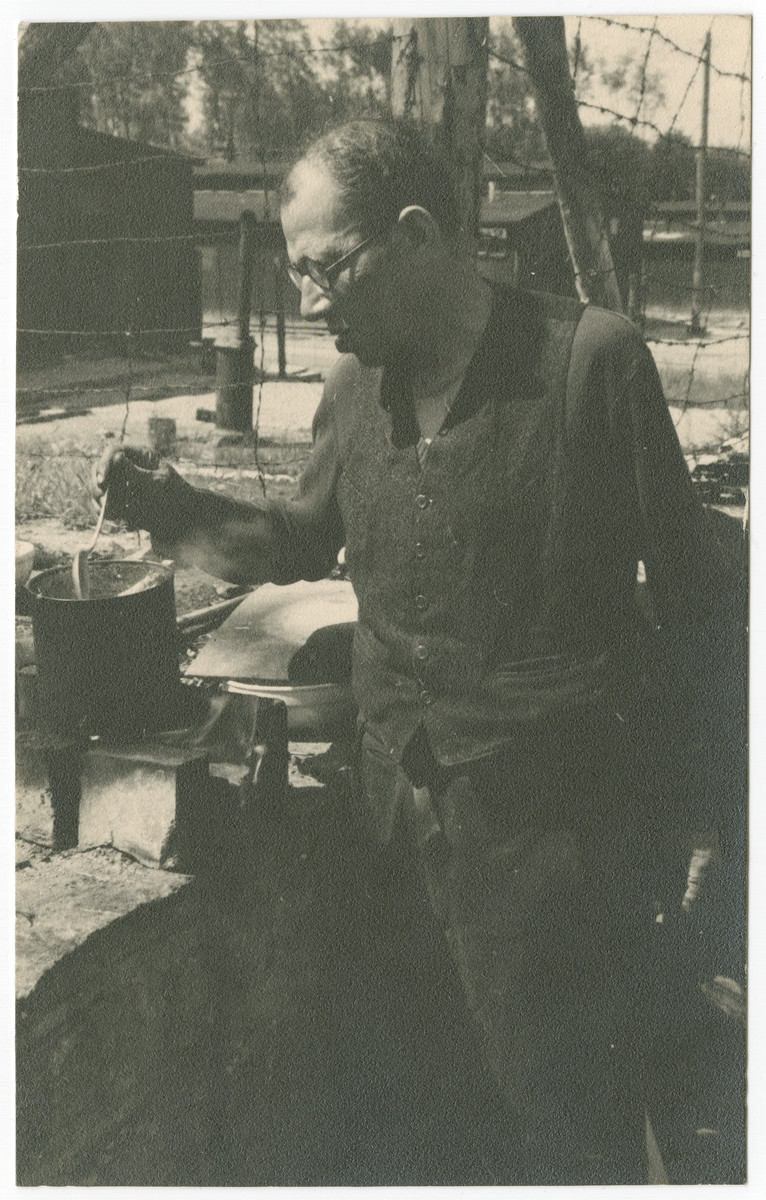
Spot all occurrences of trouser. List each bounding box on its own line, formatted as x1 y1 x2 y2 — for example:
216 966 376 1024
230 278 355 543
353 710 654 1185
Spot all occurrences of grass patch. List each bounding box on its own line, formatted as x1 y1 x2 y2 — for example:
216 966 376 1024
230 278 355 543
15 430 311 525
16 436 98 527
659 367 749 411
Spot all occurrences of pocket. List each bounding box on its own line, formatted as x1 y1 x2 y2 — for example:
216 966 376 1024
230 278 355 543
357 724 404 845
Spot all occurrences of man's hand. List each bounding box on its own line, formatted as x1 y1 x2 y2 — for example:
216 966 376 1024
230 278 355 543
91 445 173 532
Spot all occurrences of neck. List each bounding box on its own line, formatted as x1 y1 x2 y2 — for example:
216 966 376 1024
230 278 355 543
406 269 493 399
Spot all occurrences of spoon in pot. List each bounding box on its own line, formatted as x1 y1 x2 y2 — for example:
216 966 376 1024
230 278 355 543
72 489 108 600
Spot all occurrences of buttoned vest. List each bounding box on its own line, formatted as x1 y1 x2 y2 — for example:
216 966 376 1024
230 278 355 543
325 290 617 768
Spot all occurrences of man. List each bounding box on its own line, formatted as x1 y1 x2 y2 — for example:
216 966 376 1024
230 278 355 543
95 119 740 1183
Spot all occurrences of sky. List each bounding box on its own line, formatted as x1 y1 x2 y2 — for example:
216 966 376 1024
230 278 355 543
566 14 751 151
10 11 755 155
297 14 752 152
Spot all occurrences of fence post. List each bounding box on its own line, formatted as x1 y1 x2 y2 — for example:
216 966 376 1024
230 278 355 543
274 253 287 380
215 211 256 432
391 17 489 241
689 31 711 336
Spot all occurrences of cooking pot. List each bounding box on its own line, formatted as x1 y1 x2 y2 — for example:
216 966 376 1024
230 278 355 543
26 561 181 740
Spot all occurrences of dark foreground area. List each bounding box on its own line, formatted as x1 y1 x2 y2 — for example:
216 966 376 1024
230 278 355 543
17 749 746 1186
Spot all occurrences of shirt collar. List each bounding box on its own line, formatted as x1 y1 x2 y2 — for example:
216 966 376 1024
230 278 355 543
379 286 546 446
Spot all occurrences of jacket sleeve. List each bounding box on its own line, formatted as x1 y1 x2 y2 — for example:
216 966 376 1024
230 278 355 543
149 381 346 586
568 307 744 627
576 308 746 846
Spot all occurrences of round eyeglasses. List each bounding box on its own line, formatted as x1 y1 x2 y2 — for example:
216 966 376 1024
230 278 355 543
287 235 375 294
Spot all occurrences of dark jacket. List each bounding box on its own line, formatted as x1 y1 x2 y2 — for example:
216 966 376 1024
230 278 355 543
266 290 735 766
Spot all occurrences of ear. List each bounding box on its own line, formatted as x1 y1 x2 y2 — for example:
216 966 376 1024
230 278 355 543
396 205 439 247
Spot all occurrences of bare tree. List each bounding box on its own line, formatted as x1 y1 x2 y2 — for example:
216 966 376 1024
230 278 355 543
514 17 622 311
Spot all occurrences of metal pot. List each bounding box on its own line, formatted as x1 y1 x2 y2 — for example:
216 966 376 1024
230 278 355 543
26 561 181 740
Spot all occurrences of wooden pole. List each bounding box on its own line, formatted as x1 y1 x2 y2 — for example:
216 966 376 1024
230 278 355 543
274 253 287 380
391 17 489 241
237 210 257 345
513 17 623 312
216 210 257 431
689 31 711 335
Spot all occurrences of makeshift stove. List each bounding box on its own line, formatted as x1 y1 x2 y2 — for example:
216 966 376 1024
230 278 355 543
18 564 358 873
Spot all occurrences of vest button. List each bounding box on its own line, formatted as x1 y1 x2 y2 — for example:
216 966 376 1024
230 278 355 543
416 494 430 509
419 690 433 706
414 594 428 611
414 643 428 660
414 542 426 559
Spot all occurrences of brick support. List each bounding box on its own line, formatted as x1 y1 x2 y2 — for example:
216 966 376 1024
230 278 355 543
78 741 211 871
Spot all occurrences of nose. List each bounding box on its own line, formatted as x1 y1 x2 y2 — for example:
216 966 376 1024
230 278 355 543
299 276 331 321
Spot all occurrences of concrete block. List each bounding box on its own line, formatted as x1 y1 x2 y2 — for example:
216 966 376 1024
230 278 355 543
16 730 82 850
79 741 210 871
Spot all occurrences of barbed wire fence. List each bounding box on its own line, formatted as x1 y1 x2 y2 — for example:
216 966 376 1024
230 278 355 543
17 18 750 522
488 14 750 478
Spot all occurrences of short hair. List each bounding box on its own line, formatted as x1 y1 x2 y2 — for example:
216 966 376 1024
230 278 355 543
281 118 462 238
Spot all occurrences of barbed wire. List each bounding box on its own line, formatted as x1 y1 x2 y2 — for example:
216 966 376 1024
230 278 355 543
19 33 406 95
659 46 703 145
573 98 750 159
667 391 749 410
584 16 751 85
19 154 201 174
674 336 708 427
16 315 325 337
16 326 751 350
19 234 199 252
17 448 313 467
17 18 750 468
644 333 748 350
631 16 658 133
487 46 527 76
734 42 751 155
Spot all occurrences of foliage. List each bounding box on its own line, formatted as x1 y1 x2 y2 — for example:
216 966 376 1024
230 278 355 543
71 22 194 149
598 52 667 124
585 126 654 212
649 132 696 201
65 18 750 202
317 20 392 125
71 19 394 162
705 148 751 204
485 20 548 165
193 20 326 160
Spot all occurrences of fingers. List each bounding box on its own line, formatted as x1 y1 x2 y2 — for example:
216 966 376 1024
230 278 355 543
90 443 164 529
92 444 163 500
93 448 121 496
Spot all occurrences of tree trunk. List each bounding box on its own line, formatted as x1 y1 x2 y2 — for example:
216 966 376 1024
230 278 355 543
513 17 623 312
391 17 489 241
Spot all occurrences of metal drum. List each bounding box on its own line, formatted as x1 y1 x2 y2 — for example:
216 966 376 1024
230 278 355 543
27 561 181 740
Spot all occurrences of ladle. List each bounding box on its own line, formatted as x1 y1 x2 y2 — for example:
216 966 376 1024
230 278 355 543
72 490 108 600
